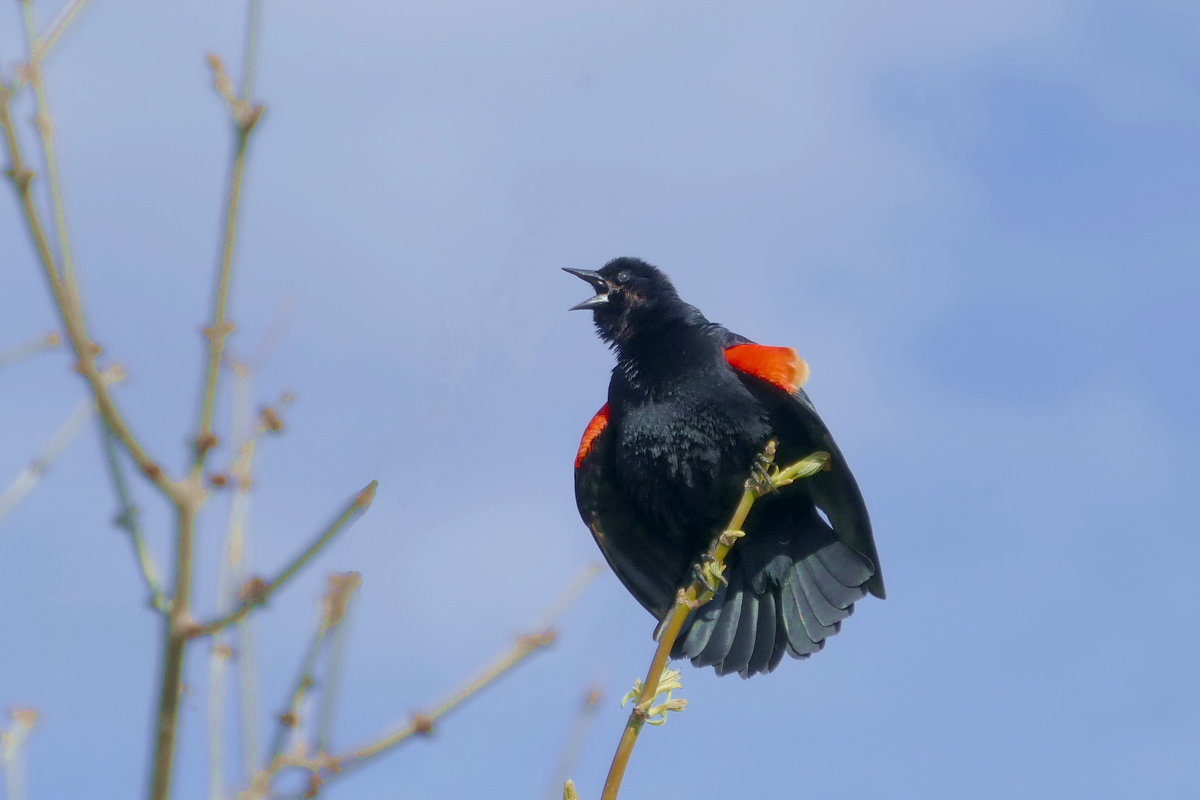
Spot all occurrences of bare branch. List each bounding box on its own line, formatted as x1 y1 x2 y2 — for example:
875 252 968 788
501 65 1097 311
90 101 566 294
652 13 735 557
189 53 265 476
0 82 179 502
243 564 603 800
545 687 604 800
0 330 60 368
267 572 361 764
191 481 379 637
1 709 39 800
9 0 92 90
98 408 168 613
339 563 601 768
0 389 94 523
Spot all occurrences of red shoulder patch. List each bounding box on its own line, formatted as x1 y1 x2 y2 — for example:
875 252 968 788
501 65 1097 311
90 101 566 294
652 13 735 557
575 404 611 469
724 344 809 394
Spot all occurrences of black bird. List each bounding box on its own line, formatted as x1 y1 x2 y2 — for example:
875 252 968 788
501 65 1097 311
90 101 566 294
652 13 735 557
567 257 884 677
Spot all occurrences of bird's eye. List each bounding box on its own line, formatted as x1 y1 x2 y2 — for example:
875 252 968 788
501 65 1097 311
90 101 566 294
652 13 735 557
616 270 632 284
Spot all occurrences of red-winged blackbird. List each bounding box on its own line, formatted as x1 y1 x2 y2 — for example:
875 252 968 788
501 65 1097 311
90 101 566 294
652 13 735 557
567 258 884 678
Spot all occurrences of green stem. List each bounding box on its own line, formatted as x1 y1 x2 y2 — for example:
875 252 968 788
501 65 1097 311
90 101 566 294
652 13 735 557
192 481 378 637
148 504 198 800
598 446 829 800
191 122 256 476
268 625 328 762
99 425 168 612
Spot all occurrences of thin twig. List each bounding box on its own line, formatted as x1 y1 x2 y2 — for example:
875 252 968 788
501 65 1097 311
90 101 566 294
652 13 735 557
98 411 168 613
8 0 91 90
597 446 831 800
314 608 350 755
1 709 39 800
235 618 263 784
247 564 603 799
341 563 602 768
267 573 361 764
191 481 379 637
214 359 262 789
190 54 265 477
0 330 60 368
20 0 80 292
207 640 233 800
1 82 178 502
545 687 604 800
0 390 94 523
315 573 362 754
151 27 271 800
268 624 327 763
3 24 200 800
239 0 264 99
208 359 259 800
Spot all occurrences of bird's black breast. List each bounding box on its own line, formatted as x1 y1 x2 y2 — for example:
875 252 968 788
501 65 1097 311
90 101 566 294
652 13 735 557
609 366 772 552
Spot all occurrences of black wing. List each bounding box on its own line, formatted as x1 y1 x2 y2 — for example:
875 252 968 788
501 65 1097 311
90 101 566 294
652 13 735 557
574 417 689 618
702 323 885 598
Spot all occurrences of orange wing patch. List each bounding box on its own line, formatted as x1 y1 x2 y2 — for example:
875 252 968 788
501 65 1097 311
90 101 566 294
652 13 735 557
724 344 809 394
575 404 611 468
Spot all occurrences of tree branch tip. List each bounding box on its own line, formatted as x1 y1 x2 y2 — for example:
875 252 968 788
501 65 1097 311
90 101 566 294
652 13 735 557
354 481 378 508
208 472 229 488
259 405 284 433
320 571 362 629
564 779 581 800
43 331 61 346
194 431 220 455
9 708 39 729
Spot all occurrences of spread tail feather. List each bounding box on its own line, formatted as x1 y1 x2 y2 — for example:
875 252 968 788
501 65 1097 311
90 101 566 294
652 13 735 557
672 524 872 678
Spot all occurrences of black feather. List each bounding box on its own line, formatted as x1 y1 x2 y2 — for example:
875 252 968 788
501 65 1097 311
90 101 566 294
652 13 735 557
570 258 883 677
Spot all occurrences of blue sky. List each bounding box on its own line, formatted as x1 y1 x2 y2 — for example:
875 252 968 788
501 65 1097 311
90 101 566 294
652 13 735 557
1 1 1197 798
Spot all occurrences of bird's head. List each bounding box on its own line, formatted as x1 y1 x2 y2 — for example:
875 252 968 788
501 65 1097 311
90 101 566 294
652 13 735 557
564 257 683 345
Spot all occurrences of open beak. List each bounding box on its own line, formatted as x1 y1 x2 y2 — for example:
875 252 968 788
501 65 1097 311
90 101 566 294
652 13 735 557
563 268 611 311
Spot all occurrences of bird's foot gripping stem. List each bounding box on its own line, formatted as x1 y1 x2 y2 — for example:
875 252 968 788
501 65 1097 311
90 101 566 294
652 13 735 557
748 439 779 496
693 532 741 596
